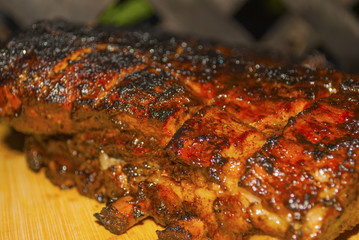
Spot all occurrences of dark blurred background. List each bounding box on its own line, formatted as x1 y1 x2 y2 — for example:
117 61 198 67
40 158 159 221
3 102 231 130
1 0 359 73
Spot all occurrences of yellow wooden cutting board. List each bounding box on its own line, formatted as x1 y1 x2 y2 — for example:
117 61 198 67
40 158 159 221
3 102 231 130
0 123 358 240
0 123 160 240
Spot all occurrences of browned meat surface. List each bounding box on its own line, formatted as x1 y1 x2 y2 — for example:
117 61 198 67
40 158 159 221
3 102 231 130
1 20 359 240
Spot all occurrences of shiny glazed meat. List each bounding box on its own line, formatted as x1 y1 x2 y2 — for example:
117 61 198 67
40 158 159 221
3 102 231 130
0 20 359 240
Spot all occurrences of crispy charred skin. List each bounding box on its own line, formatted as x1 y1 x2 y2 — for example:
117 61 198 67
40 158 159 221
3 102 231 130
239 91 359 239
94 195 151 234
1 20 359 240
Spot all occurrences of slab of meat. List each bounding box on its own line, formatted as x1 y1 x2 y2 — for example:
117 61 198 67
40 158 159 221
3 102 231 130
0 20 359 240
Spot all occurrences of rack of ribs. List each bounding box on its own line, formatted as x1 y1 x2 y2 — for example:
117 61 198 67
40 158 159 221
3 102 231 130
0 20 358 240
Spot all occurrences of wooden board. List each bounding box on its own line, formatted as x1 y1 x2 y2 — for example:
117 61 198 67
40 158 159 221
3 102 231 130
0 124 160 240
0 122 358 240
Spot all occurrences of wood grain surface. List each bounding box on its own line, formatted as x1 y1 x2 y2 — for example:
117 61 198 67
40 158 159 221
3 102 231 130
0 122 358 240
0 123 160 240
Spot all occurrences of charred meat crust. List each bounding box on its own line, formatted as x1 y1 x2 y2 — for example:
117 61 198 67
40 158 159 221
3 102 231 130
1 20 359 240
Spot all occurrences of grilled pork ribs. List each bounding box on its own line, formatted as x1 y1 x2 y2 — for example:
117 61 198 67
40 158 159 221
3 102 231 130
0 21 358 240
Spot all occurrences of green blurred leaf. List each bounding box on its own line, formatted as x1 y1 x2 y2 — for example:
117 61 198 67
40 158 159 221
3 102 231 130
99 0 153 26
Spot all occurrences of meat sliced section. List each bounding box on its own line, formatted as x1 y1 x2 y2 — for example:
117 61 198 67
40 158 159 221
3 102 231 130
240 91 359 239
0 20 359 240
